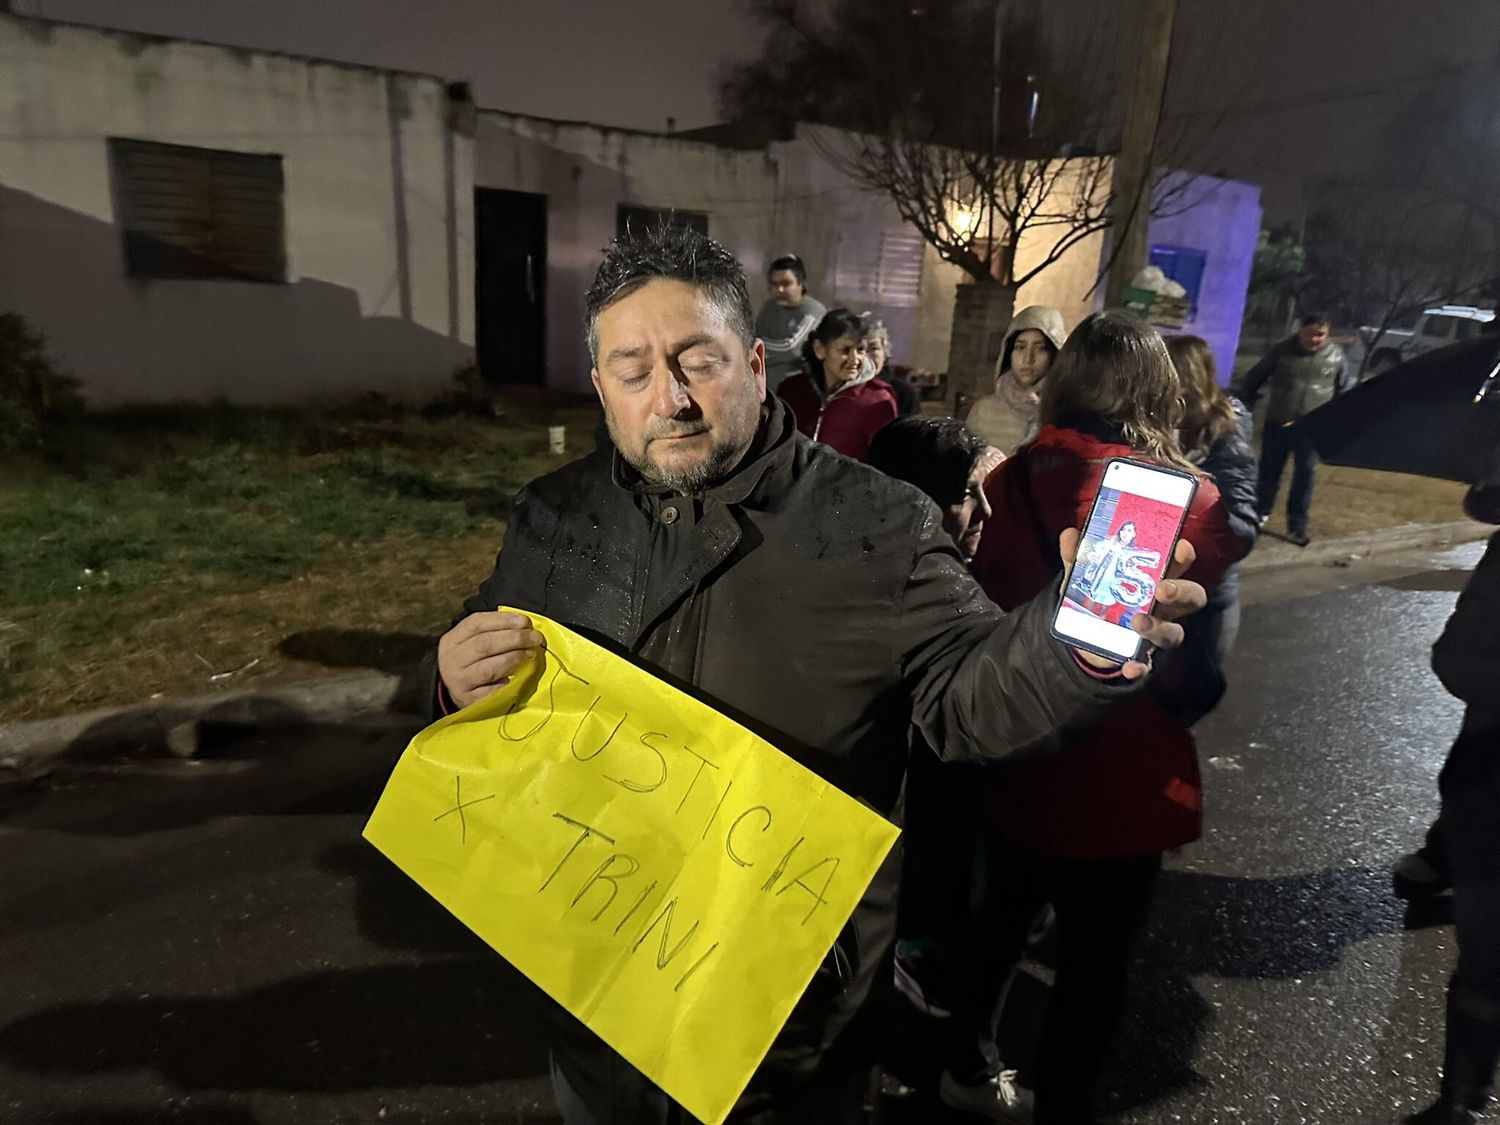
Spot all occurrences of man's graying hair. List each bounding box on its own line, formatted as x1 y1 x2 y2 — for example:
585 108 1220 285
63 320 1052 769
584 225 757 363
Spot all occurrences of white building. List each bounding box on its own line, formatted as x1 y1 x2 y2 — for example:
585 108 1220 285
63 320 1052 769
475 112 1261 398
0 11 474 405
475 113 1116 397
0 10 1259 407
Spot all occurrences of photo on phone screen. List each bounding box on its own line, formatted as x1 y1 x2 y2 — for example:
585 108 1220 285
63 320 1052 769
1051 458 1197 663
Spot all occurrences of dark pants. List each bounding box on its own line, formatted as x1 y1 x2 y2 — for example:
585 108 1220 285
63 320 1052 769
949 834 1162 1125
1433 729 1500 1113
1257 422 1319 534
897 745 984 941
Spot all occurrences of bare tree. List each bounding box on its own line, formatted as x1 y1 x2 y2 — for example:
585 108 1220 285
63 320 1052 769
1244 228 1307 348
1300 58 1500 375
1303 184 1498 377
719 0 1226 404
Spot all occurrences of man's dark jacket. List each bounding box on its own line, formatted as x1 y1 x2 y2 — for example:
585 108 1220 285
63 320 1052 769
1236 336 1353 423
1434 529 1500 786
419 399 1132 1119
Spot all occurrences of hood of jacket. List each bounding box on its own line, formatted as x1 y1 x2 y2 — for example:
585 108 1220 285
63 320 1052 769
810 356 881 403
994 305 1069 381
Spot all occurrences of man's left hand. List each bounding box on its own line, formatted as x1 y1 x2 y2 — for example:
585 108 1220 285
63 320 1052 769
1058 528 1207 681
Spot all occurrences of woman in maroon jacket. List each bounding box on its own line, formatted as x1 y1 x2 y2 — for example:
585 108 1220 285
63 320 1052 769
938 310 1247 1124
777 307 899 460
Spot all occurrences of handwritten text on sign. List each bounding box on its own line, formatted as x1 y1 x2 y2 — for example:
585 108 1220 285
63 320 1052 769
362 608 899 1125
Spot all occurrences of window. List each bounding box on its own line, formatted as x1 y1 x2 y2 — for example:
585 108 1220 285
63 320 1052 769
616 205 709 242
1148 244 1207 321
1421 316 1456 340
1455 318 1489 341
109 138 286 283
833 227 924 308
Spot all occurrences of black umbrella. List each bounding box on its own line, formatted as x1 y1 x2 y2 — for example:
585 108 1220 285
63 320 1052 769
1299 335 1500 487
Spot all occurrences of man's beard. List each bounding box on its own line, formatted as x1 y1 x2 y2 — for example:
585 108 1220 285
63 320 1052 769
608 386 762 494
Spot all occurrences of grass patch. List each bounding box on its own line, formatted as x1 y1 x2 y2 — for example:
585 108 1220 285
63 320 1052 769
0 387 1475 722
1285 465 1468 540
1 395 597 720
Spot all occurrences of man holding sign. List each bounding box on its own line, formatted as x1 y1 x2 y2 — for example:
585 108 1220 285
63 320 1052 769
422 226 1205 1124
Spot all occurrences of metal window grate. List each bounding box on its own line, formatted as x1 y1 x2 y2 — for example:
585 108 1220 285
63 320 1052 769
110 137 287 283
834 227 924 308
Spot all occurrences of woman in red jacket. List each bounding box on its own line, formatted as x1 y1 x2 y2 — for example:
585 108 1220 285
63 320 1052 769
777 307 899 460
939 310 1247 1124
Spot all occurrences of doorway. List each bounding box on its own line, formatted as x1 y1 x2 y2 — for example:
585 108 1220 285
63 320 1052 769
475 188 547 384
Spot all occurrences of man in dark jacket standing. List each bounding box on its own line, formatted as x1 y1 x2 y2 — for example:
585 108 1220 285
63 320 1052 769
1236 313 1353 546
1407 484 1500 1125
426 227 1206 1124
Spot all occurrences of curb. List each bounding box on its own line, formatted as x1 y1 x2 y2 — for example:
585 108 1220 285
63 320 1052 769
0 670 410 783
1 520 1488 784
1238 520 1488 572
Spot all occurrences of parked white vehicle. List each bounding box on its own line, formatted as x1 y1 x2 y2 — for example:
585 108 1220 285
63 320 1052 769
1354 305 1495 376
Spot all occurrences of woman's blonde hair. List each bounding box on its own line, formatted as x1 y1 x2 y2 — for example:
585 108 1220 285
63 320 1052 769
1039 309 1196 471
1166 334 1240 455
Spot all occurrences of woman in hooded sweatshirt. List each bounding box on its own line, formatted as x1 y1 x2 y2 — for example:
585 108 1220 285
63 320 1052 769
777 307 899 460
964 305 1069 455
937 311 1245 1125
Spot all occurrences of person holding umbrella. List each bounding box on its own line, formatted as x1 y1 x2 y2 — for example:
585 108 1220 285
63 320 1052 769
1235 313 1353 546
1300 339 1500 1124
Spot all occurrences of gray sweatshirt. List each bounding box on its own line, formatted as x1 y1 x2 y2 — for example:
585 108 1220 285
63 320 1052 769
755 296 826 392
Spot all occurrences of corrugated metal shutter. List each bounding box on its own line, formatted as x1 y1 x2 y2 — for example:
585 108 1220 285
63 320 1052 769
110 137 287 283
834 227 924 308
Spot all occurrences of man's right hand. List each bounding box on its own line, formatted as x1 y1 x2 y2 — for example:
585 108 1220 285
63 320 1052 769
437 611 545 710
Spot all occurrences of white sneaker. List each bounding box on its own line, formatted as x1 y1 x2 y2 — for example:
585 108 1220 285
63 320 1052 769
938 1068 1034 1122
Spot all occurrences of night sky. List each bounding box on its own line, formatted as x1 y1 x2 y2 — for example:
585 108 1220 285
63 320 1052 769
15 0 1500 223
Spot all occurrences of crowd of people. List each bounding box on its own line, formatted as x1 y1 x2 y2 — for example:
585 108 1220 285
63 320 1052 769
431 227 1497 1125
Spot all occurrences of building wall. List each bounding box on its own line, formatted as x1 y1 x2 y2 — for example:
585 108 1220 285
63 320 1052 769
1147 172 1263 382
475 112 779 395
476 117 948 392
764 127 929 368
899 163 1111 380
473 113 1260 401
0 13 473 405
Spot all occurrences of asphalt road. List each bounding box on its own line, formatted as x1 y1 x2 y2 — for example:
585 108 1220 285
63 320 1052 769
0 541 1491 1125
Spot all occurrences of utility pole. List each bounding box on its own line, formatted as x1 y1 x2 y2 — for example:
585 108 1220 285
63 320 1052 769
1105 0 1176 307
985 0 1003 281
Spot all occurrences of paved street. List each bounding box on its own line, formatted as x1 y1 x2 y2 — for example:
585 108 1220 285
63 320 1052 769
0 541 1492 1125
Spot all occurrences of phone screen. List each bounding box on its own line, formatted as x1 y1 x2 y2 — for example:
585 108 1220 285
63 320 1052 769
1051 458 1197 663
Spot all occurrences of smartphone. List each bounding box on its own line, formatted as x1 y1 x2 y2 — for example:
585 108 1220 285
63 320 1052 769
1050 457 1199 664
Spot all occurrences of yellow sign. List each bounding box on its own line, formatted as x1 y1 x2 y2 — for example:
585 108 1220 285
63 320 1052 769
363 609 900 1125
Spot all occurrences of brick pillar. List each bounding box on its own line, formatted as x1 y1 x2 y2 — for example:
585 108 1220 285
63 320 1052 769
946 282 1015 415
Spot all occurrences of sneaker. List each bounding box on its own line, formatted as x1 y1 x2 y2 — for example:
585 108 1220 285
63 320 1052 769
1393 851 1452 900
939 1068 1034 1122
1286 529 1311 547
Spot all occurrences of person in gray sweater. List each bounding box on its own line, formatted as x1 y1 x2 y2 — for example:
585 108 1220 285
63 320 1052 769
1235 313 1353 546
754 253 826 392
